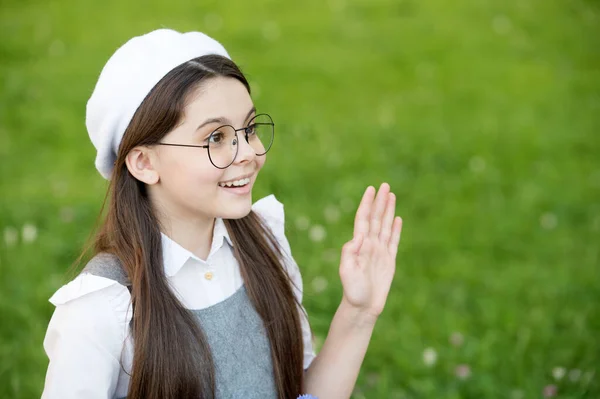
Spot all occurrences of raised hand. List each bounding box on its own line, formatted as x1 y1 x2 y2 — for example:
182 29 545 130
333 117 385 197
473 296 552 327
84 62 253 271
338 183 403 320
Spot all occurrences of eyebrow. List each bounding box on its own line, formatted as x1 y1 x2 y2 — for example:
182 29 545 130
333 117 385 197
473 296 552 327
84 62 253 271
196 106 257 131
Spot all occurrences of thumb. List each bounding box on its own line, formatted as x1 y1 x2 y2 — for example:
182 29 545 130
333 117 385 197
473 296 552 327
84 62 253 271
341 234 363 264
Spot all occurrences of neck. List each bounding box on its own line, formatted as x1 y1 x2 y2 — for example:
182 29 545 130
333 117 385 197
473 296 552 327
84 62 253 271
158 209 215 261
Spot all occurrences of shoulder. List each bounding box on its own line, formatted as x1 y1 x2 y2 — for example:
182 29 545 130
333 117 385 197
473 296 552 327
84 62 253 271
43 257 131 395
252 194 286 237
49 253 130 307
252 194 305 292
252 194 293 258
47 254 132 341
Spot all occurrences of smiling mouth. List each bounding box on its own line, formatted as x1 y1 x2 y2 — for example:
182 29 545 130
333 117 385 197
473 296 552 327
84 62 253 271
218 177 251 188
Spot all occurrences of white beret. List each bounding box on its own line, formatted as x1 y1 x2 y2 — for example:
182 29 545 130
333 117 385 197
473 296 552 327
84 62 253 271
86 28 231 179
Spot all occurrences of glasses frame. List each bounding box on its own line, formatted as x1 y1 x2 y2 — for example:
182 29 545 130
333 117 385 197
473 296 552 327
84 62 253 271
156 113 275 169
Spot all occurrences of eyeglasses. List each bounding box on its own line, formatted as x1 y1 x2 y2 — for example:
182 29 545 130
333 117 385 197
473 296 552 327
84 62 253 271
156 113 274 169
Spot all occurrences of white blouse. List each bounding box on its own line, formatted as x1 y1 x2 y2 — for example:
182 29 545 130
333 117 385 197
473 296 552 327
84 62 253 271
41 195 316 399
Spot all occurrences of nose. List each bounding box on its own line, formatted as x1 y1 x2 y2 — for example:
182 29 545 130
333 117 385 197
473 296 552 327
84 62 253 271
233 132 256 165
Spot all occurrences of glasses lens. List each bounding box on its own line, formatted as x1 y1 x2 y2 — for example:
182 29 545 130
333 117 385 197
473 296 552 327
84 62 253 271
246 114 274 156
208 126 238 169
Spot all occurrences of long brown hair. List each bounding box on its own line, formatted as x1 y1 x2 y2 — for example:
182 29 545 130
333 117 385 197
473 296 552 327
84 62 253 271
90 55 305 398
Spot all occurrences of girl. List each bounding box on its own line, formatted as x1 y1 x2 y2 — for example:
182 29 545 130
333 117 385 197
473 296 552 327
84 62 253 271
42 29 402 399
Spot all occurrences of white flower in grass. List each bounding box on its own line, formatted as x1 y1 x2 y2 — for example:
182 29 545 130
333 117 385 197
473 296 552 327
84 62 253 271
552 367 566 381
422 347 437 367
391 390 410 399
510 389 524 399
323 205 340 223
49 40 66 57
51 179 68 197
60 207 75 223
455 364 471 380
311 276 328 293
543 384 557 398
327 151 343 168
366 372 379 387
469 156 486 173
449 331 464 347
352 386 366 399
295 216 310 231
540 213 557 230
592 216 600 231
309 225 326 242
378 105 395 129
22 223 38 243
582 370 595 384
4 227 18 246
569 369 582 382
321 248 338 264
492 15 512 35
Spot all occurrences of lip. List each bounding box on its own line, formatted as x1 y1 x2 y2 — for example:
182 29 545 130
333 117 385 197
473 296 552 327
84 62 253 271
219 183 252 195
218 172 254 185
218 176 254 195
218 172 255 196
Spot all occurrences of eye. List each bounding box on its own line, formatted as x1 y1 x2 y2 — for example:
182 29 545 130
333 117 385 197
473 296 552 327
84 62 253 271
209 131 225 144
244 124 256 136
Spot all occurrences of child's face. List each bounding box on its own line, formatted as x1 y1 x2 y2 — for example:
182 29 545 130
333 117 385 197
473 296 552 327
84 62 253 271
150 76 265 222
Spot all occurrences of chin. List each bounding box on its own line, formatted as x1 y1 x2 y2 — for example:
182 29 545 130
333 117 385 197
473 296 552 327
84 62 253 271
219 198 253 220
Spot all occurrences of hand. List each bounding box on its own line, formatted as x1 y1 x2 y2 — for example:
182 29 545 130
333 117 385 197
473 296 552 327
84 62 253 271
339 183 403 320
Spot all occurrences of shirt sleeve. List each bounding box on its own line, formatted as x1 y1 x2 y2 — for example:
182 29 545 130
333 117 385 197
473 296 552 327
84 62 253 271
252 195 317 370
42 274 131 399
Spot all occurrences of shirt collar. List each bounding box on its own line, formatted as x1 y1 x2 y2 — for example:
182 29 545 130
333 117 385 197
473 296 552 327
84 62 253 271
161 218 233 277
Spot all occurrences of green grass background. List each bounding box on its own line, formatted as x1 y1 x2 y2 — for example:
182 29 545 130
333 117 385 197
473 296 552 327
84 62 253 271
1 0 599 397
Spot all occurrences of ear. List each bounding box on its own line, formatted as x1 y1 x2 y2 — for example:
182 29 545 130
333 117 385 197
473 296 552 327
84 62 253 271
125 146 160 185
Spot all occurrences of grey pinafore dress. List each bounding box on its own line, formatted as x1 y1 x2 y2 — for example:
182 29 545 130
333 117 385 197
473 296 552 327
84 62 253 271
82 253 278 399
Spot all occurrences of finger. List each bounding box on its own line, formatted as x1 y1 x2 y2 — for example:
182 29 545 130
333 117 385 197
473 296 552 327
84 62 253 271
340 234 363 268
357 236 372 266
379 192 396 244
354 186 375 239
368 183 390 238
389 217 403 257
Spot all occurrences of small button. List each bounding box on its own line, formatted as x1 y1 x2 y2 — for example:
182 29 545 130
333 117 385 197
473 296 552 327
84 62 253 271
204 271 214 280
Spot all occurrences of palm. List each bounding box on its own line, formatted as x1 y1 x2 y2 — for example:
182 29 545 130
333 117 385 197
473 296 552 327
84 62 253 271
339 183 403 318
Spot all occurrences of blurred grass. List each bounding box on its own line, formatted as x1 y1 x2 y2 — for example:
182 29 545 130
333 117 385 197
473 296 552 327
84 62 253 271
1 0 599 397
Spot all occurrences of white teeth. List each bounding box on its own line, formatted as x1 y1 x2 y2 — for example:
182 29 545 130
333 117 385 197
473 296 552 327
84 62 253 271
219 177 250 188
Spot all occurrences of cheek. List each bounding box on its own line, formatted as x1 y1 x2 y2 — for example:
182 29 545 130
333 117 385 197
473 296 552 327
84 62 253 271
256 154 266 170
187 162 224 187
161 152 224 191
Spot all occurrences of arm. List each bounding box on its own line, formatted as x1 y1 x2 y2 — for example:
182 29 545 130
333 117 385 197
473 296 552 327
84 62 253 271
303 298 377 398
304 183 403 399
42 281 127 399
